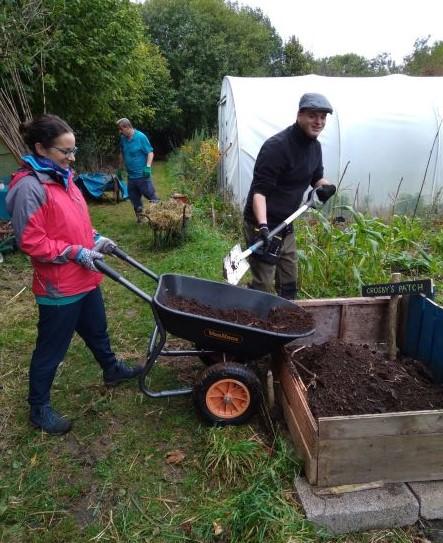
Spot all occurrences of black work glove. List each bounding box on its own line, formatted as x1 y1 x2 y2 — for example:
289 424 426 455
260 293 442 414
317 184 337 203
257 223 270 250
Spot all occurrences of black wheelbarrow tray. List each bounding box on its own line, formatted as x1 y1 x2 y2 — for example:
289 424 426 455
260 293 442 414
96 247 315 425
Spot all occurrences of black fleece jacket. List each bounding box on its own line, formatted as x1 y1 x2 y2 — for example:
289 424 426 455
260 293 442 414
243 123 323 228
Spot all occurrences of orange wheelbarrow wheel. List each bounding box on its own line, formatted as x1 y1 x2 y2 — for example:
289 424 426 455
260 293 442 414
193 362 262 425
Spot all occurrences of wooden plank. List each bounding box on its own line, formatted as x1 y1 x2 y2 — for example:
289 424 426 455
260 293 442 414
291 304 341 345
280 362 318 453
338 304 348 339
314 480 384 496
280 391 318 484
339 303 388 343
317 433 443 486
297 297 390 307
318 410 443 440
292 297 391 345
388 273 402 360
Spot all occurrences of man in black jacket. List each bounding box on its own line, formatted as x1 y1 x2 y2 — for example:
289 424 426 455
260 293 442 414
243 93 336 300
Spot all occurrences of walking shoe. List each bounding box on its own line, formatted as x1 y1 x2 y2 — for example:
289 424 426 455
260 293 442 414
103 360 143 386
30 404 72 435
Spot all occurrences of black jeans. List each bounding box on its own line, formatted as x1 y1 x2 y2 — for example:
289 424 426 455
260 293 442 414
28 287 116 406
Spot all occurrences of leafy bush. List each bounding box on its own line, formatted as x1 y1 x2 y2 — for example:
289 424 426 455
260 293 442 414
168 131 244 234
171 130 220 197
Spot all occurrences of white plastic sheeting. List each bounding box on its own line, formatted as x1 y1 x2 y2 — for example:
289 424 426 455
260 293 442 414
218 74 443 211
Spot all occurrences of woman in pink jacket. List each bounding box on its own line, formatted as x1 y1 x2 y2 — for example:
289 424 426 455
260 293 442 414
7 114 142 435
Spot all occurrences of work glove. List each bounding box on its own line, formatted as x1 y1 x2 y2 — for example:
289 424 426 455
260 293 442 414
143 165 152 177
257 223 270 250
317 184 337 203
75 248 104 272
93 235 116 255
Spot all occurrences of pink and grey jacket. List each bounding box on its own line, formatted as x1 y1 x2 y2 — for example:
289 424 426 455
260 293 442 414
6 166 102 298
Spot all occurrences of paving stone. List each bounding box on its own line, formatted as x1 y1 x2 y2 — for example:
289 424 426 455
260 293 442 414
408 481 443 520
294 476 419 535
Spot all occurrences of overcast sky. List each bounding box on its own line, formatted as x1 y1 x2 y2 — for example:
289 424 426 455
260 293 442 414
241 0 443 64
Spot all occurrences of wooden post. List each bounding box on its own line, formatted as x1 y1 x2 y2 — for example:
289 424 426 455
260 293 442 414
266 370 275 409
388 272 401 360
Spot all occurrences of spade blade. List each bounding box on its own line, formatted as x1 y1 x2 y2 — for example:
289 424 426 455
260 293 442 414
223 244 250 285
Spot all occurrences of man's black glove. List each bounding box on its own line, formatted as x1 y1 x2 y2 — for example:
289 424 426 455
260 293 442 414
257 223 270 250
317 184 337 203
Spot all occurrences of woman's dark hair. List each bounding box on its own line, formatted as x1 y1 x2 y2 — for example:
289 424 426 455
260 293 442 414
20 114 73 154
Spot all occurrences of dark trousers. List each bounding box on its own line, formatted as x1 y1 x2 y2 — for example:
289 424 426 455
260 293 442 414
243 221 297 299
29 287 116 406
127 176 159 212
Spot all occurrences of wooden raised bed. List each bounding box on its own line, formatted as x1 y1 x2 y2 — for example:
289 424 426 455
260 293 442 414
277 296 443 487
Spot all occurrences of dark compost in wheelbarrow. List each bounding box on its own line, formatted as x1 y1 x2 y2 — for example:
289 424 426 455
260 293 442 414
154 274 315 358
165 294 315 334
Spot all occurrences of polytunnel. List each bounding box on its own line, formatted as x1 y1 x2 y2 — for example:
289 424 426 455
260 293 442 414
218 74 443 213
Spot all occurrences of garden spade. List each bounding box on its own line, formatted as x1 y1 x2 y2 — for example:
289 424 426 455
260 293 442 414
223 187 325 285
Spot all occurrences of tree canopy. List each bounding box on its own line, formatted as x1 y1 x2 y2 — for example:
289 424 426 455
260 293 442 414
403 37 443 76
1 0 177 136
142 0 282 137
1 0 442 157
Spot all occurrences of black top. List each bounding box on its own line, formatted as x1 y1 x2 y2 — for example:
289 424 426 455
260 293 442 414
243 123 323 227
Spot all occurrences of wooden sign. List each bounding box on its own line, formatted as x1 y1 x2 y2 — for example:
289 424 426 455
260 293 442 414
362 279 433 298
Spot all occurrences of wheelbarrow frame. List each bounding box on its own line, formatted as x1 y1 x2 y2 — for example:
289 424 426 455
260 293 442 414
95 248 315 422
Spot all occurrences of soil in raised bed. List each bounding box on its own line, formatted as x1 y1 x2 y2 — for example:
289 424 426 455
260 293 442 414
163 294 315 334
287 339 443 418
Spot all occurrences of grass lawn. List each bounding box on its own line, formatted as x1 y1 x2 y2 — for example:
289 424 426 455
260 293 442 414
0 162 426 542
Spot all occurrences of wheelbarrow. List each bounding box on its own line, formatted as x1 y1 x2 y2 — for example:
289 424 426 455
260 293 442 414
95 248 315 425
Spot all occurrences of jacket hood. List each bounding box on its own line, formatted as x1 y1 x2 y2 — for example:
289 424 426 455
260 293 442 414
9 166 71 191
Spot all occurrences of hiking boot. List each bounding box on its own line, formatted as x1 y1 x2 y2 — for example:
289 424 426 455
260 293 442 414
103 360 143 386
135 207 144 224
30 404 72 435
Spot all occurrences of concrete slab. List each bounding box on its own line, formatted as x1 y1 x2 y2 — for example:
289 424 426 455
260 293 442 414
408 481 443 520
294 476 419 535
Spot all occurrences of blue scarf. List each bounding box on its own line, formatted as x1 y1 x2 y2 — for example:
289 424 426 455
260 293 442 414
21 154 71 188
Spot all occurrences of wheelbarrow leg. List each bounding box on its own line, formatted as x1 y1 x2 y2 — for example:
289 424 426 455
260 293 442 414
138 324 192 398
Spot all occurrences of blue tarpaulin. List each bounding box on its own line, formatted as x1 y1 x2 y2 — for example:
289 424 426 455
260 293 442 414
402 294 443 383
75 173 128 201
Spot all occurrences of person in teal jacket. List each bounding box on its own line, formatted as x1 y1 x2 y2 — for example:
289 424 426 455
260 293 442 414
117 118 159 222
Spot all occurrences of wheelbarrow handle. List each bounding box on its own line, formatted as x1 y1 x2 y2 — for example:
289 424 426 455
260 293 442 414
94 258 154 304
111 246 159 282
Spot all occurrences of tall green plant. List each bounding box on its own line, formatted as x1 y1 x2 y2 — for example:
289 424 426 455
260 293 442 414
170 131 220 197
296 209 442 300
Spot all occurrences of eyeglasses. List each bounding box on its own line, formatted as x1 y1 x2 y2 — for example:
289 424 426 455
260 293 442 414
51 146 78 157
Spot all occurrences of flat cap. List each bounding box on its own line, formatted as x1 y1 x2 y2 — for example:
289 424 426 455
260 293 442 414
299 93 333 114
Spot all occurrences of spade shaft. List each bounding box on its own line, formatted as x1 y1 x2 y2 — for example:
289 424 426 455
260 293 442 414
223 188 321 285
